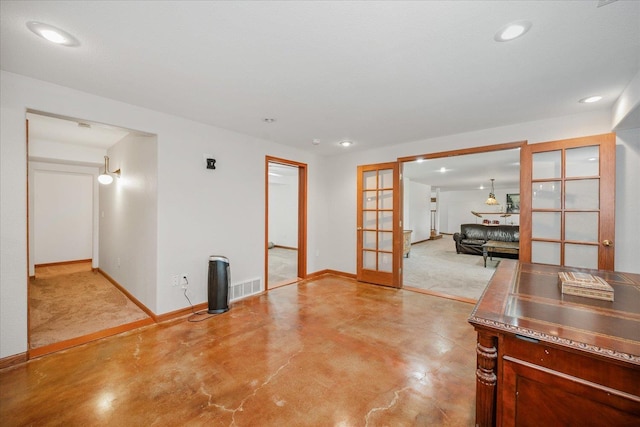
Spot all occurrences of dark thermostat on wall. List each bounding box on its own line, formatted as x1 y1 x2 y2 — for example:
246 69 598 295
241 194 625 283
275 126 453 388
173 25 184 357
206 158 216 170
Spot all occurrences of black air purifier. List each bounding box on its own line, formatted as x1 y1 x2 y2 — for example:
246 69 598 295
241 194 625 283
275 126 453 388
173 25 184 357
208 256 230 314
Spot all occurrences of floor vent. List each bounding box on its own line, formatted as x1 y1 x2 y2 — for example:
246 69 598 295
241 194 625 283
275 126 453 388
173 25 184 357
230 278 262 302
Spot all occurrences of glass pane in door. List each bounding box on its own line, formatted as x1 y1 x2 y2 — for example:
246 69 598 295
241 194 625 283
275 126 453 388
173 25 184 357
565 244 598 269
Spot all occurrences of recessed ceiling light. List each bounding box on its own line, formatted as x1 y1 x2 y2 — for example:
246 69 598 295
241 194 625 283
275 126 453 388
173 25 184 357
494 21 532 42
579 96 603 103
439 167 446 173
339 140 353 147
312 139 320 145
26 22 80 47
262 118 277 123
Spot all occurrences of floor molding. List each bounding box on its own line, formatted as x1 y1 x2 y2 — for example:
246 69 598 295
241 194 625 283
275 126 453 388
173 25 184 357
98 268 156 320
28 318 154 359
306 269 357 280
403 285 477 305
34 259 92 268
0 352 27 370
154 302 209 323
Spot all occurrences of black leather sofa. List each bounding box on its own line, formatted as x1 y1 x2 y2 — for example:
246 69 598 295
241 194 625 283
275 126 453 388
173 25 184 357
453 224 520 257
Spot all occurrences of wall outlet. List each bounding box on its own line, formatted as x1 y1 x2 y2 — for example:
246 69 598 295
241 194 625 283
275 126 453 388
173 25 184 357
180 274 189 288
171 274 180 287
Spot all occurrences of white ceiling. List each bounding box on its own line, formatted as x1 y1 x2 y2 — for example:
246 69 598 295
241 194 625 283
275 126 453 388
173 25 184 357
403 148 521 191
2 1 639 157
26 112 131 149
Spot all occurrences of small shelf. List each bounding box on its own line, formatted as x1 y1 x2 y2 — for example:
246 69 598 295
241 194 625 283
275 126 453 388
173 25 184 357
471 211 519 217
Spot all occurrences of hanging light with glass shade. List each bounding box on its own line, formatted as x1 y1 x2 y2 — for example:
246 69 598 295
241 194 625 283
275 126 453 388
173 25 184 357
98 156 121 185
485 178 500 205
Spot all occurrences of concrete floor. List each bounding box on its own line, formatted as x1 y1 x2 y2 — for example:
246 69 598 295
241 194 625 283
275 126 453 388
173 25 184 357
1 275 477 426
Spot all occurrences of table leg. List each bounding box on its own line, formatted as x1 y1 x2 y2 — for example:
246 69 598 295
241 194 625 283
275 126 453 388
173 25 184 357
483 247 488 268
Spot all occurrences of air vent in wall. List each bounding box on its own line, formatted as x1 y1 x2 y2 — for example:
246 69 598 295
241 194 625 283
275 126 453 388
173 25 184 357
229 278 262 301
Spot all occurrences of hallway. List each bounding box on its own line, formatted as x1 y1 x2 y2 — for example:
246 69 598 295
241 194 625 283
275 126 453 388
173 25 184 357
4 275 477 426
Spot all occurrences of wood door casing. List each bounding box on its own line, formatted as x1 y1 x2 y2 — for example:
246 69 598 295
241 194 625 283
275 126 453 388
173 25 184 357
356 162 403 288
520 133 615 270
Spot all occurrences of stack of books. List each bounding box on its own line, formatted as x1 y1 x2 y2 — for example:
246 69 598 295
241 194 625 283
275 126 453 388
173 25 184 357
558 271 614 301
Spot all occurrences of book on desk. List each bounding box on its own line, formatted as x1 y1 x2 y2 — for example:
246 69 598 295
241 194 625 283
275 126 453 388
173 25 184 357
558 271 614 301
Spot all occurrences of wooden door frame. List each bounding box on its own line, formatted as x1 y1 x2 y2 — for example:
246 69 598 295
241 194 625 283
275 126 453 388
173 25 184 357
356 162 403 288
265 156 307 288
520 133 616 269
398 140 527 271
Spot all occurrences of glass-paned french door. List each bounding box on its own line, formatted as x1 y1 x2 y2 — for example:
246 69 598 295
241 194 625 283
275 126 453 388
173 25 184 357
521 133 615 270
356 162 402 287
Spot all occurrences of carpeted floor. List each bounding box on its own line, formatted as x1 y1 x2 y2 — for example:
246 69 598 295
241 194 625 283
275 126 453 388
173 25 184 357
403 236 499 301
29 262 150 349
268 247 298 287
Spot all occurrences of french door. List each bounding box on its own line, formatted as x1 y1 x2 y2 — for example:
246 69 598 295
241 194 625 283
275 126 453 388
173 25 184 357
520 133 615 270
356 162 403 287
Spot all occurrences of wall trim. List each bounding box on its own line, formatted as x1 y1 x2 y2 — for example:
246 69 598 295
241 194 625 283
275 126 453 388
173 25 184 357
98 268 156 319
0 352 28 370
154 302 208 323
34 258 92 268
28 318 154 359
306 269 357 280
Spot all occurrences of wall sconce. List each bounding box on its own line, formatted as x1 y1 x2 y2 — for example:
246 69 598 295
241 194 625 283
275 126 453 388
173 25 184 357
98 156 121 185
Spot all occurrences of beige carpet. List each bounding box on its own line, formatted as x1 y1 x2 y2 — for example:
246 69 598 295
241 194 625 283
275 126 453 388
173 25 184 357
268 247 298 287
403 236 500 301
29 262 150 349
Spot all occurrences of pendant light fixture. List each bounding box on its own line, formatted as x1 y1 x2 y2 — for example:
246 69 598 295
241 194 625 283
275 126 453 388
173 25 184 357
98 156 121 185
485 178 499 205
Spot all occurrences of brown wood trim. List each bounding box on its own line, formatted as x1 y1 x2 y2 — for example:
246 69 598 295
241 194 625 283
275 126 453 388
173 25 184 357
98 268 156 320
34 259 93 268
265 156 308 290
397 140 526 163
273 245 298 250
412 238 431 245
403 285 477 304
26 118 31 350
28 317 154 359
306 269 358 280
0 352 28 370
154 302 208 323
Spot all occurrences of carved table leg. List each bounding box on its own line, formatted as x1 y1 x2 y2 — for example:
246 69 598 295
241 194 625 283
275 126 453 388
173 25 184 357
476 331 498 427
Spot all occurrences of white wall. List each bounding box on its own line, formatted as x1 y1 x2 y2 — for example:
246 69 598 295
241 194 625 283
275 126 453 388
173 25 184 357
614 128 640 272
33 170 93 265
268 174 298 248
27 162 100 276
99 134 158 311
439 187 520 234
403 178 431 242
0 71 326 358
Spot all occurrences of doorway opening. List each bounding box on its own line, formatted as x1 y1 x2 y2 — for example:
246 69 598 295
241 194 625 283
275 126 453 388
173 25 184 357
265 156 307 289
26 110 155 357
398 142 525 303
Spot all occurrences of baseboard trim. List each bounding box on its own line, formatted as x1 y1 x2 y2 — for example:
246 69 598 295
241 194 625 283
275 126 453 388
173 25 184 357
98 269 156 320
0 352 28 370
412 238 431 245
403 285 477 305
154 302 208 323
306 269 357 280
34 259 92 268
273 245 298 250
28 317 154 359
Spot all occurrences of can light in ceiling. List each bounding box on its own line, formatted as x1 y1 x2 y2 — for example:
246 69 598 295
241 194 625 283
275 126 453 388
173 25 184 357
579 96 603 104
339 140 353 147
494 21 532 42
26 22 80 47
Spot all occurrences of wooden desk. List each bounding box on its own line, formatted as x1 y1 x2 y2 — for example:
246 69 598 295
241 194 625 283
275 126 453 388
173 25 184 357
482 240 519 267
468 261 640 426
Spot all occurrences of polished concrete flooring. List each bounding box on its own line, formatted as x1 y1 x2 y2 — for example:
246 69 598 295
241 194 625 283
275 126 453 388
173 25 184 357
1 275 477 426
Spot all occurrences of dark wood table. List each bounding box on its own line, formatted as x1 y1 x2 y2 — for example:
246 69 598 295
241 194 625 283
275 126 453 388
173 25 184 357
481 240 519 267
468 260 640 426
